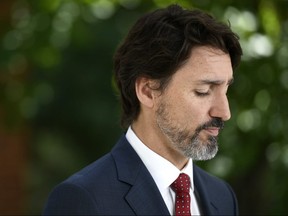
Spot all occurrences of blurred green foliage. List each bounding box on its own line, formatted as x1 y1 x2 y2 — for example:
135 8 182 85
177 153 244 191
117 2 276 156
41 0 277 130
1 0 288 214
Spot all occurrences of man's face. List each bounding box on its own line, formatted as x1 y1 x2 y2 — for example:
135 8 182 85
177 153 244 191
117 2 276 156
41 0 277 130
155 46 233 161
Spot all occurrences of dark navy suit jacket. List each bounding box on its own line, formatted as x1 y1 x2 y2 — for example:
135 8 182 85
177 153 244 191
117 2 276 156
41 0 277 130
43 135 238 215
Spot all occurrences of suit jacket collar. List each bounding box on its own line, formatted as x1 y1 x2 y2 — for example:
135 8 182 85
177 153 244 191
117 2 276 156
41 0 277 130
111 135 220 215
111 135 170 215
193 166 219 215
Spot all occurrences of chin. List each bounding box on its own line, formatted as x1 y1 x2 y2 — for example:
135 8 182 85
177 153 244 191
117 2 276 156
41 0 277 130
184 137 219 161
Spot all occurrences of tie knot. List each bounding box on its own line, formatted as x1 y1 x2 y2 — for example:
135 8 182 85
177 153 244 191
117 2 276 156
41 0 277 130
171 173 190 194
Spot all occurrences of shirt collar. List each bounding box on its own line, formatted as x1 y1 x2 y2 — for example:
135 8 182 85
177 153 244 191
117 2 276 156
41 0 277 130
126 126 194 193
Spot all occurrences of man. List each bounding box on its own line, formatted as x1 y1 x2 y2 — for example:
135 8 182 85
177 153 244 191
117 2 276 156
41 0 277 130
43 4 242 215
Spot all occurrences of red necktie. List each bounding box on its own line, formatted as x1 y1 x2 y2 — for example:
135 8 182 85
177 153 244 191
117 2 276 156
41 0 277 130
170 173 191 216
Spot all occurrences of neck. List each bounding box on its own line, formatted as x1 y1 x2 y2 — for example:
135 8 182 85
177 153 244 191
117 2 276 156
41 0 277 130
131 120 189 170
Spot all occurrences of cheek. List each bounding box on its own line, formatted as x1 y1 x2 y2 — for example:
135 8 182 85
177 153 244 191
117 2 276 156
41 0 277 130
178 97 209 126
163 90 209 126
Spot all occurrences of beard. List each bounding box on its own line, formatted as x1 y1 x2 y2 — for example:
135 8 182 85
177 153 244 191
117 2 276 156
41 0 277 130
156 101 224 161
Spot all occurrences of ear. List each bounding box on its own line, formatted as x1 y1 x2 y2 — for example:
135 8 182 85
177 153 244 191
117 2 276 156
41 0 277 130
135 77 157 109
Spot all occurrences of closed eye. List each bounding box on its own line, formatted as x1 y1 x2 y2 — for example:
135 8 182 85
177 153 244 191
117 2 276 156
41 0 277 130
194 91 210 97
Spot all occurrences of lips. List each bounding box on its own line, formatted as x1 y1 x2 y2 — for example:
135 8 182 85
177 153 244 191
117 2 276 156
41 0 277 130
204 127 220 136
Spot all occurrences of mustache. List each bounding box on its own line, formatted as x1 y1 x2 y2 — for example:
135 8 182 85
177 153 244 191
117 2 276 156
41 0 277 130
196 118 225 133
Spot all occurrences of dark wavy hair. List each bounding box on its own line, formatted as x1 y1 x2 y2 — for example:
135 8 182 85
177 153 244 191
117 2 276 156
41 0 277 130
114 4 242 129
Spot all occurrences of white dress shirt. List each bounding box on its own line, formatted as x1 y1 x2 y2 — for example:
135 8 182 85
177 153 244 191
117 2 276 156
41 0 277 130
126 126 201 215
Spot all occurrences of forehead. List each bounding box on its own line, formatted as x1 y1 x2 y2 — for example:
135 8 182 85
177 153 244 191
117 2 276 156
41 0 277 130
173 46 233 83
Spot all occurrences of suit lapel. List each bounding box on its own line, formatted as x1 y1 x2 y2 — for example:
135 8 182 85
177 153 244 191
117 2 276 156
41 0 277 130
111 135 170 215
125 168 170 215
193 166 219 215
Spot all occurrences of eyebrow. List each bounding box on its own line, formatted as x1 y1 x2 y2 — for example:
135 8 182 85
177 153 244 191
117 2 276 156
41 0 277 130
197 78 234 86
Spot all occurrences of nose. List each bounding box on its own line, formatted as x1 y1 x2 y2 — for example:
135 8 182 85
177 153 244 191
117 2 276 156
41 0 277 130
209 95 231 121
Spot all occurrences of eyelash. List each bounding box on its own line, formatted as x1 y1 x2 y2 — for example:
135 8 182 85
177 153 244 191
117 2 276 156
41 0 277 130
195 91 210 97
